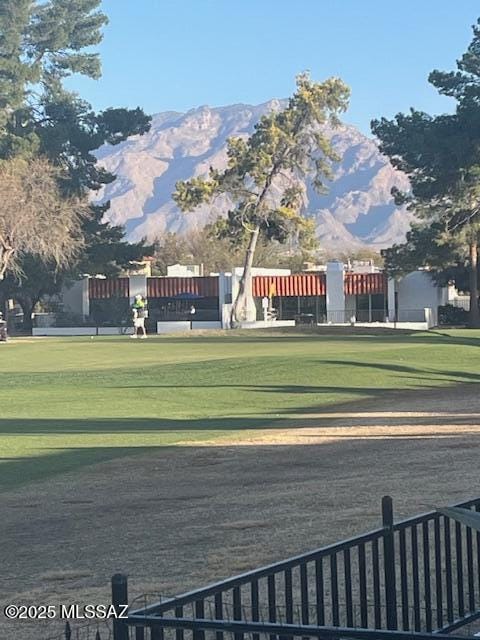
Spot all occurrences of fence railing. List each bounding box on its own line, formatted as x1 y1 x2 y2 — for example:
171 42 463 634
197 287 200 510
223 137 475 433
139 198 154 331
42 620 109 639
449 298 470 311
313 310 388 324
40 496 480 640
291 309 430 325
124 496 480 639
122 616 469 640
42 615 474 640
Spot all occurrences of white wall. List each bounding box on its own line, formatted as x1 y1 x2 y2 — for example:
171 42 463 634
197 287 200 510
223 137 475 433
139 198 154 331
167 264 203 277
230 267 292 322
238 320 296 330
156 321 223 333
396 272 446 326
61 279 89 316
192 321 222 330
156 322 191 334
354 321 430 331
248 267 291 276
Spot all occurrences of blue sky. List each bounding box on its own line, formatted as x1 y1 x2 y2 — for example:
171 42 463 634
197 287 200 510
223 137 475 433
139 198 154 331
67 0 480 135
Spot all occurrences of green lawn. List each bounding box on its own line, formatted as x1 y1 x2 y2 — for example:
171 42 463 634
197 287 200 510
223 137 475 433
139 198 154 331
1 328 479 491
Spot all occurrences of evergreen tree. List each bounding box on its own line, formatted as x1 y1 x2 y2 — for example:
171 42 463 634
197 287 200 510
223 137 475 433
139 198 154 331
174 73 349 325
0 0 153 321
372 18 480 327
78 203 154 277
1 256 67 331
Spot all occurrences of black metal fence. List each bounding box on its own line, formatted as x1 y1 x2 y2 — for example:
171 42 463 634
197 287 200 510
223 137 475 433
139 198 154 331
124 496 480 638
43 620 110 639
290 309 431 325
120 617 469 640
42 496 480 640
313 310 387 324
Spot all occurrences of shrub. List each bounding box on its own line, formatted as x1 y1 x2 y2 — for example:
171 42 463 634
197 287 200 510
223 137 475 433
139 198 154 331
438 304 469 326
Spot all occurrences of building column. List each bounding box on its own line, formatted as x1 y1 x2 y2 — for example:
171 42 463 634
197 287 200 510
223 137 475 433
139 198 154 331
81 277 90 318
387 278 396 322
326 262 345 323
129 275 147 304
218 272 232 329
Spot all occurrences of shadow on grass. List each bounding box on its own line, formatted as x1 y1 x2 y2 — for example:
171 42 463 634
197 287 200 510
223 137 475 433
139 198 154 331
1 425 480 494
2 346 480 493
321 360 480 383
0 379 462 437
2 381 480 493
3 435 480 599
0 446 156 492
102 357 480 397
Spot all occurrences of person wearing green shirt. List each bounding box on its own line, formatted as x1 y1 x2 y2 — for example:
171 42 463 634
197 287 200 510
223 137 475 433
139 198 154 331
131 295 148 339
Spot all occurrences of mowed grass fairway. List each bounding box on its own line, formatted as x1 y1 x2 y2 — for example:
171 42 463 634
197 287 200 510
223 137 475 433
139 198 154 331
3 327 480 639
1 327 480 491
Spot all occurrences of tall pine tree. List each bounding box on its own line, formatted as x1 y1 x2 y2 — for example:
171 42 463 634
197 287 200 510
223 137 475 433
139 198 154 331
0 1 153 323
372 18 480 327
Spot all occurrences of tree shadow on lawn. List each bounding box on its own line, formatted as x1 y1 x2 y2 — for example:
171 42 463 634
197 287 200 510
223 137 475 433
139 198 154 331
0 382 458 437
321 360 480 383
107 361 480 391
2 420 480 495
2 352 480 493
1 377 479 492
0 386 475 436
3 354 479 439
0 446 155 492
103 357 480 402
0 428 480 497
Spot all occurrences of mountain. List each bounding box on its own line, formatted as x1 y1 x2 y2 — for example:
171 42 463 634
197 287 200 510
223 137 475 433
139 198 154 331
95 100 412 250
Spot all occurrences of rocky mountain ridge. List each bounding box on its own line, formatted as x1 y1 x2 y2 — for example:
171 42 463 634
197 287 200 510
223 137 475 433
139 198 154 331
95 100 412 250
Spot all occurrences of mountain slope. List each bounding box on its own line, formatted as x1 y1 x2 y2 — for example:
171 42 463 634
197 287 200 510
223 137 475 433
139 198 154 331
95 100 412 250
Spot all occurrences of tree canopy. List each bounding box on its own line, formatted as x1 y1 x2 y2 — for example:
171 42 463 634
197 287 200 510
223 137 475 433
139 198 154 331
174 73 349 324
0 0 153 321
0 157 85 279
372 18 480 326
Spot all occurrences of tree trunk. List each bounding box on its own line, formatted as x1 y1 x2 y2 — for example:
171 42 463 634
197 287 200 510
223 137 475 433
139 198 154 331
0 243 15 281
0 283 6 323
17 296 37 334
230 226 260 326
468 240 480 328
229 157 281 327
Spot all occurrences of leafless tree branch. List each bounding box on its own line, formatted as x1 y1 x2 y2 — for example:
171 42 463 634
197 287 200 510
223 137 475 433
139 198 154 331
0 157 88 280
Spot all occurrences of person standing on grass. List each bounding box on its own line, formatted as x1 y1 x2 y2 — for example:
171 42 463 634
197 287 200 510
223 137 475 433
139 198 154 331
131 294 148 339
0 312 7 342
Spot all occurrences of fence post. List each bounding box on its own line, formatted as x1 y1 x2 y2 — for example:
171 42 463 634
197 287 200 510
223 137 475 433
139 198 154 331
382 495 398 630
112 573 129 640
65 621 71 640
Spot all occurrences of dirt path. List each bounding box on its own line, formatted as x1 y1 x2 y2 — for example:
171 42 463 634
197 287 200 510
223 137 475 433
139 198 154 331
2 384 480 638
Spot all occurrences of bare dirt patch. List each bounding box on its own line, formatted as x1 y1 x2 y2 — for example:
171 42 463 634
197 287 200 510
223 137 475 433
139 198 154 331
1 384 480 638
